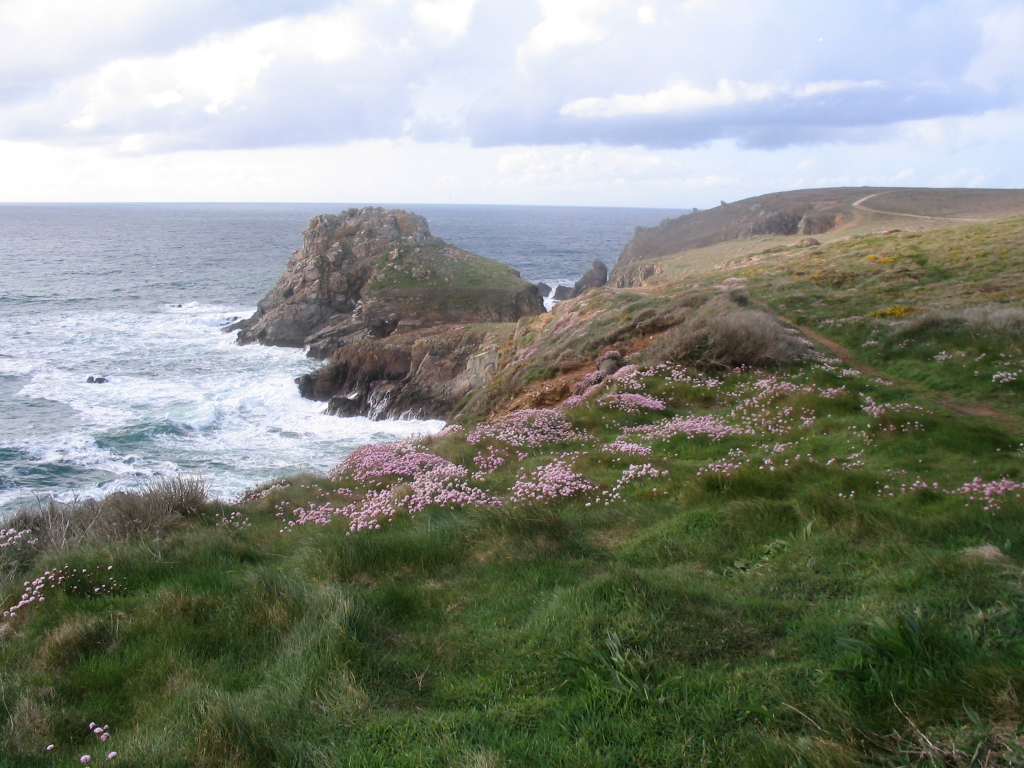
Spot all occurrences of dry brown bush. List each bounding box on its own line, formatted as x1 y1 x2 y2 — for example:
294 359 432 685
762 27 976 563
3 476 207 566
643 296 809 368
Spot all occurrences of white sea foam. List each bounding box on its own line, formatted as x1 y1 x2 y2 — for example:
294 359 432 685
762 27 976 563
0 302 443 511
543 279 576 311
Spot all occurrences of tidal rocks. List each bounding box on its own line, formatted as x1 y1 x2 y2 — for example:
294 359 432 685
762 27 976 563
238 207 545 419
86 376 108 384
535 282 552 298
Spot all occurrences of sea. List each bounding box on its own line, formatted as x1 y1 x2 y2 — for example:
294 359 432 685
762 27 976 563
0 203 679 515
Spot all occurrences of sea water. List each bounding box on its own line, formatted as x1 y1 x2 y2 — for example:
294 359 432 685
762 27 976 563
0 203 679 514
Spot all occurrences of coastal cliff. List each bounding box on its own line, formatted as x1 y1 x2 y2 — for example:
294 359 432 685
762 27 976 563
608 186 1024 288
233 207 544 419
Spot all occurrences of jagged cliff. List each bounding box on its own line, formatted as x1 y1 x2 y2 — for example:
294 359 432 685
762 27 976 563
233 207 544 419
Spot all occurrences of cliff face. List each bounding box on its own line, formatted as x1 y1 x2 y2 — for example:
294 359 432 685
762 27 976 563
235 207 545 420
296 324 511 420
234 207 543 352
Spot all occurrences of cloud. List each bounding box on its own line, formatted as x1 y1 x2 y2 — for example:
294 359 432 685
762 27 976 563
0 0 338 105
559 79 885 118
0 0 1021 156
413 0 478 36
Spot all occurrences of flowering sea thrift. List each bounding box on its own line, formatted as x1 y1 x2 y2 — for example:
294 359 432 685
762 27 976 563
0 527 36 550
215 509 251 529
3 565 120 620
510 459 595 503
233 481 289 505
330 443 453 484
625 413 747 442
948 477 1024 511
599 393 666 413
467 409 585 448
473 445 506 472
602 441 653 457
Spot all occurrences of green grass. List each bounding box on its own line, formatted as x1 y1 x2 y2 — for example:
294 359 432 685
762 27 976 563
735 215 1024 420
362 243 524 294
4 353 1024 766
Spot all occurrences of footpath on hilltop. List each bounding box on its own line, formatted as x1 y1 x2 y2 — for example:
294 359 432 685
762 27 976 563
3 188 1024 767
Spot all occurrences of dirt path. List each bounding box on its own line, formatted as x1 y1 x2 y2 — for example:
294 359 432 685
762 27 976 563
780 315 1015 426
851 192 983 223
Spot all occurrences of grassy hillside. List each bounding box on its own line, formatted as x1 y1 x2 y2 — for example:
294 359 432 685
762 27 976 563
4 349 1024 766
612 187 1024 281
4 213 1024 767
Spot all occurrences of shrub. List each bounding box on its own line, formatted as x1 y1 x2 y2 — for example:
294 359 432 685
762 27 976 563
644 299 809 369
3 476 207 565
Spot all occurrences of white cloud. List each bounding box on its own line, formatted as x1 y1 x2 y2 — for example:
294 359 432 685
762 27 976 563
636 4 655 24
518 0 619 59
1 107 1022 208
965 5 1024 90
146 91 183 108
0 0 1021 203
413 0 477 36
0 0 164 72
560 78 885 118
59 7 366 131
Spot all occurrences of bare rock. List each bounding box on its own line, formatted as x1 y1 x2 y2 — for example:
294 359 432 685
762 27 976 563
570 260 608 297
552 285 573 301
296 325 513 420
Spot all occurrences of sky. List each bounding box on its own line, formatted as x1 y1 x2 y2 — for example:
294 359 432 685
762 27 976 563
0 0 1022 208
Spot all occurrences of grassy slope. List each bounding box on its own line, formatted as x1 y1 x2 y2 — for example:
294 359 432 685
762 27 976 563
363 243 524 294
4 216 1024 767
735 215 1024 421
4 360 1024 766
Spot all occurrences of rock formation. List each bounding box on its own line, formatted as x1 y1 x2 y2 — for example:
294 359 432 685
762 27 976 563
570 260 608 297
296 324 511 420
233 207 542 352
235 207 545 419
552 285 573 301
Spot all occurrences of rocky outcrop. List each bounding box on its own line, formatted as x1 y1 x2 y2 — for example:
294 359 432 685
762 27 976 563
552 285 573 301
233 207 543 353
235 207 545 420
570 260 608 297
296 325 512 420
